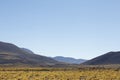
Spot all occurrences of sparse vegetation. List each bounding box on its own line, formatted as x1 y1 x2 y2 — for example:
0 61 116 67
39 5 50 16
0 67 120 80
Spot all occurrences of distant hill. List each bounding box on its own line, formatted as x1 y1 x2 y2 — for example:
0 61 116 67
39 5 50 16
0 41 65 67
53 56 86 64
83 51 120 65
21 48 34 54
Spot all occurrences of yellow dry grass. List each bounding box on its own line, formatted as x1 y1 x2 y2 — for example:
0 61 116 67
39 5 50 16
0 68 119 80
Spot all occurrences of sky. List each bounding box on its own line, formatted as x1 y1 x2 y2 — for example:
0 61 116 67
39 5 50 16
0 0 120 59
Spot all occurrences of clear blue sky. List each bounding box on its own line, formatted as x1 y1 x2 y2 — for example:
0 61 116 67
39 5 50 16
0 0 120 59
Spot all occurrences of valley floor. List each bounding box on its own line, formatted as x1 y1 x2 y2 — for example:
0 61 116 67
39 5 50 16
0 68 120 80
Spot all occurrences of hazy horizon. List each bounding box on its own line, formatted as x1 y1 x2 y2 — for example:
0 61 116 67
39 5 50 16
0 0 120 59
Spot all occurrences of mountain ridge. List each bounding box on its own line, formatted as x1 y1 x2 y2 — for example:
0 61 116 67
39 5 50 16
0 41 65 67
83 51 120 65
53 56 86 64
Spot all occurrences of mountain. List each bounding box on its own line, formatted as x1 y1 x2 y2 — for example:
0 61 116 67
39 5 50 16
53 56 86 64
83 51 120 65
21 48 34 54
0 41 65 67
